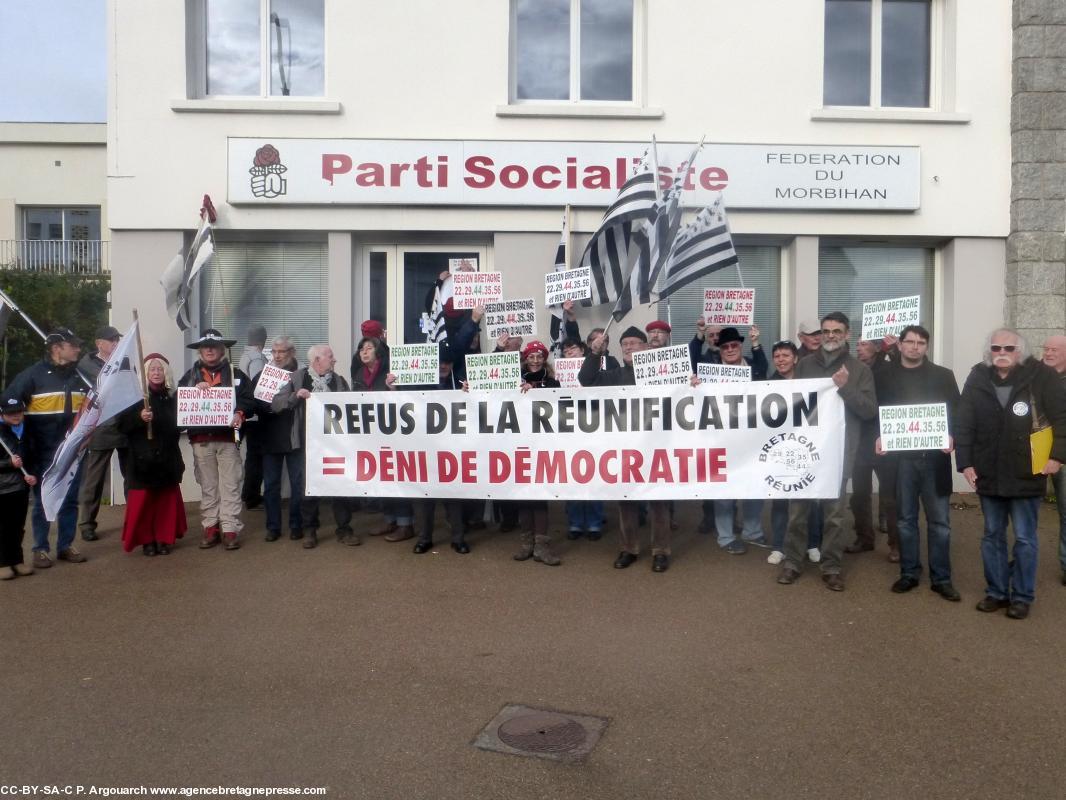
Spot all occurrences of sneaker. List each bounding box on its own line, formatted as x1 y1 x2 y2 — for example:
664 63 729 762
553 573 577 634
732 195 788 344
807 547 821 563
722 540 747 555
767 550 784 565
32 551 52 569
57 546 87 563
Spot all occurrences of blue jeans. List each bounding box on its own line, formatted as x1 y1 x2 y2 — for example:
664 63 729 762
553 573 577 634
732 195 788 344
383 500 413 527
715 499 765 547
771 500 823 550
1051 469 1066 572
32 467 81 554
263 451 304 533
978 495 1040 604
895 456 952 584
565 500 605 532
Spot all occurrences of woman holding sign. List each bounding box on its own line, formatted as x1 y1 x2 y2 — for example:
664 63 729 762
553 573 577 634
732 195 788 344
118 353 186 556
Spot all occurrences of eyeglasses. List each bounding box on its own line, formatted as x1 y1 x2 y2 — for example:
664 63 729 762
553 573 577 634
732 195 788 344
820 328 847 337
990 345 1018 353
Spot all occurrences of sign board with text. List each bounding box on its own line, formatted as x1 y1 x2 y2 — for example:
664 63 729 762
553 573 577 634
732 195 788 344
703 288 755 327
879 403 949 451
465 351 522 391
698 363 752 383
452 270 502 310
390 344 440 386
632 345 692 387
484 298 537 340
862 295 920 340
177 387 235 427
554 357 583 388
253 364 292 403
545 267 592 306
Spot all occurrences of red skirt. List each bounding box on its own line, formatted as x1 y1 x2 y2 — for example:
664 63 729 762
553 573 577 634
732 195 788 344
121 485 188 552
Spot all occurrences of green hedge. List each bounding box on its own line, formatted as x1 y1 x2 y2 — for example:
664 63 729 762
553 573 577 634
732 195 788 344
0 270 111 387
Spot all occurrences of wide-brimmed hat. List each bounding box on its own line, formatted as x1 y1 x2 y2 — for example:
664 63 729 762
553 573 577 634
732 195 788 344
718 327 745 346
187 328 236 349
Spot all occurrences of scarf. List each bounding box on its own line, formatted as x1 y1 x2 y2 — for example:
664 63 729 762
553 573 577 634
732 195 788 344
309 368 334 393
361 360 383 389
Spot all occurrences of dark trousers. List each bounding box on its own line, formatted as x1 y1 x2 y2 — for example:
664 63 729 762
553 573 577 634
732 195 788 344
417 499 466 544
850 455 899 548
77 447 128 535
241 421 264 506
0 489 29 567
301 496 353 533
263 451 304 534
618 500 671 556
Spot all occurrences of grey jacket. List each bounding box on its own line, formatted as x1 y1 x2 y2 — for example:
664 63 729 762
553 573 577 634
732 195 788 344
271 367 351 450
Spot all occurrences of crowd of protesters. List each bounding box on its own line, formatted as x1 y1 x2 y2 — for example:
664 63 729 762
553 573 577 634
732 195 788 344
2 301 1066 623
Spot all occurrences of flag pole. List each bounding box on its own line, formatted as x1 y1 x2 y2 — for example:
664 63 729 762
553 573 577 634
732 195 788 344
563 204 570 270
650 135 663 203
0 286 47 341
0 432 30 478
132 309 152 440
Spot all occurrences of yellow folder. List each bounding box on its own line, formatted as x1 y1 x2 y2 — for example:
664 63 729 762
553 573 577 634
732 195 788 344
1031 427 1053 474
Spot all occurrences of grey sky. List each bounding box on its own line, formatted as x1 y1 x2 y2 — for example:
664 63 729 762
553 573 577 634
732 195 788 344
0 0 106 123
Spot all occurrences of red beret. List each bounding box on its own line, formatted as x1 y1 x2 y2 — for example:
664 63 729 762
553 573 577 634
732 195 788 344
645 320 672 334
521 341 549 359
360 319 384 339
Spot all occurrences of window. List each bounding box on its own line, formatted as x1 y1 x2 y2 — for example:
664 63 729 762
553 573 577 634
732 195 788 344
198 0 324 97
823 0 931 108
512 0 634 103
200 239 329 357
22 207 101 241
657 246 782 349
818 245 934 344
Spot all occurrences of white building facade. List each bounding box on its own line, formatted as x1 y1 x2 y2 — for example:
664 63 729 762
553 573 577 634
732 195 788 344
107 0 1010 383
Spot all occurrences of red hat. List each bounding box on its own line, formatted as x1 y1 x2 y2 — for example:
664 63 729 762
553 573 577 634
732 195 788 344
646 320 671 334
521 341 549 359
360 319 384 338
143 352 170 364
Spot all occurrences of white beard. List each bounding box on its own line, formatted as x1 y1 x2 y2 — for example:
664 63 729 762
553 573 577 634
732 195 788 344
822 340 843 353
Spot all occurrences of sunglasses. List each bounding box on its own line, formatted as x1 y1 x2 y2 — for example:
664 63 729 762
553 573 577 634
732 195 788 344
990 345 1018 353
772 339 796 349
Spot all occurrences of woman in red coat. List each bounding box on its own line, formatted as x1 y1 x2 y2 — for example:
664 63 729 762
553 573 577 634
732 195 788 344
118 353 187 555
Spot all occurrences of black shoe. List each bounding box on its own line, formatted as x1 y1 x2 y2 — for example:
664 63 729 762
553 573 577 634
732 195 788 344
652 554 670 572
82 530 99 542
777 567 800 585
157 542 171 556
976 596 1009 613
1006 601 1030 620
613 552 638 569
451 541 470 554
291 529 306 541
413 540 433 554
142 542 158 557
265 530 281 542
244 498 262 510
587 530 602 541
891 576 920 594
567 529 583 540
931 582 961 602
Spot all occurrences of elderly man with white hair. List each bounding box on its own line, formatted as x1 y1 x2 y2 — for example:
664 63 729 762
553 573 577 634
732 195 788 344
1042 333 1066 586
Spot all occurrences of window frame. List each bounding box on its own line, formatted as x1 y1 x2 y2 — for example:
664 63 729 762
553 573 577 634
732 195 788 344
821 0 950 114
186 0 326 101
508 0 644 107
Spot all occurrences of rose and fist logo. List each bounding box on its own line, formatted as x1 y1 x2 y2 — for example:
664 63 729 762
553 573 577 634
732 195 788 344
249 144 288 198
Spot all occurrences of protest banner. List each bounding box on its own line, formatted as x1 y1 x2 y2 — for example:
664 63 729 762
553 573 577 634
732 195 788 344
177 386 235 427
484 298 537 339
703 288 755 326
465 351 521 391
698 363 752 383
878 403 949 451
389 343 440 386
449 257 477 273
554 357 583 388
545 267 592 306
632 344 692 386
452 270 503 309
253 364 292 402
304 379 845 501
862 295 920 340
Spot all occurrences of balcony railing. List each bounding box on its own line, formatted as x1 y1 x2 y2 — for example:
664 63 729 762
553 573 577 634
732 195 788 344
0 239 109 274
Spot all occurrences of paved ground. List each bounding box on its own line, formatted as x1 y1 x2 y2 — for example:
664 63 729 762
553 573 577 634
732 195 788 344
4 496 1066 800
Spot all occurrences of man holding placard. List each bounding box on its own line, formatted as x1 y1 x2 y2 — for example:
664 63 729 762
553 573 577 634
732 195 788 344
255 336 302 544
874 325 962 601
179 329 256 551
956 329 1066 620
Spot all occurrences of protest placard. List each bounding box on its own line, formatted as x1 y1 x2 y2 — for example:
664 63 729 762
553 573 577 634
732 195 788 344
465 351 522 391
697 363 752 383
390 343 441 386
452 270 503 309
253 364 292 403
554 357 583 388
448 257 477 273
484 298 537 339
304 379 846 501
703 288 755 326
632 344 692 386
879 403 949 451
862 295 920 340
545 267 592 306
177 387 235 427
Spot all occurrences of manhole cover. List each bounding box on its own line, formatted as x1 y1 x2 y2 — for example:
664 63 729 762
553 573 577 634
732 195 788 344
473 704 608 762
497 712 588 753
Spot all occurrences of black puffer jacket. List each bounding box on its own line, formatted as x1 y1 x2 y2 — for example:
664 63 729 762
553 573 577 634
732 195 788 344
955 358 1066 497
0 424 29 495
3 357 88 473
117 387 185 490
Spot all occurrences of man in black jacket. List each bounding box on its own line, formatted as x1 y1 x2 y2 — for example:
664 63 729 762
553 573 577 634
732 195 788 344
178 329 256 551
956 328 1066 619
255 336 303 544
875 325 962 601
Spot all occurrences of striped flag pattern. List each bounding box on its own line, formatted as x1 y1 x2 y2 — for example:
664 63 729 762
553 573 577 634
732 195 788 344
425 275 453 344
580 156 657 308
548 213 568 355
161 215 215 331
657 198 739 302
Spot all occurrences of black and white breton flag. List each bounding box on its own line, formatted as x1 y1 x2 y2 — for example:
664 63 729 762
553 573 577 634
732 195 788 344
580 155 657 308
425 275 453 344
657 197 739 302
160 215 215 332
548 212 568 355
